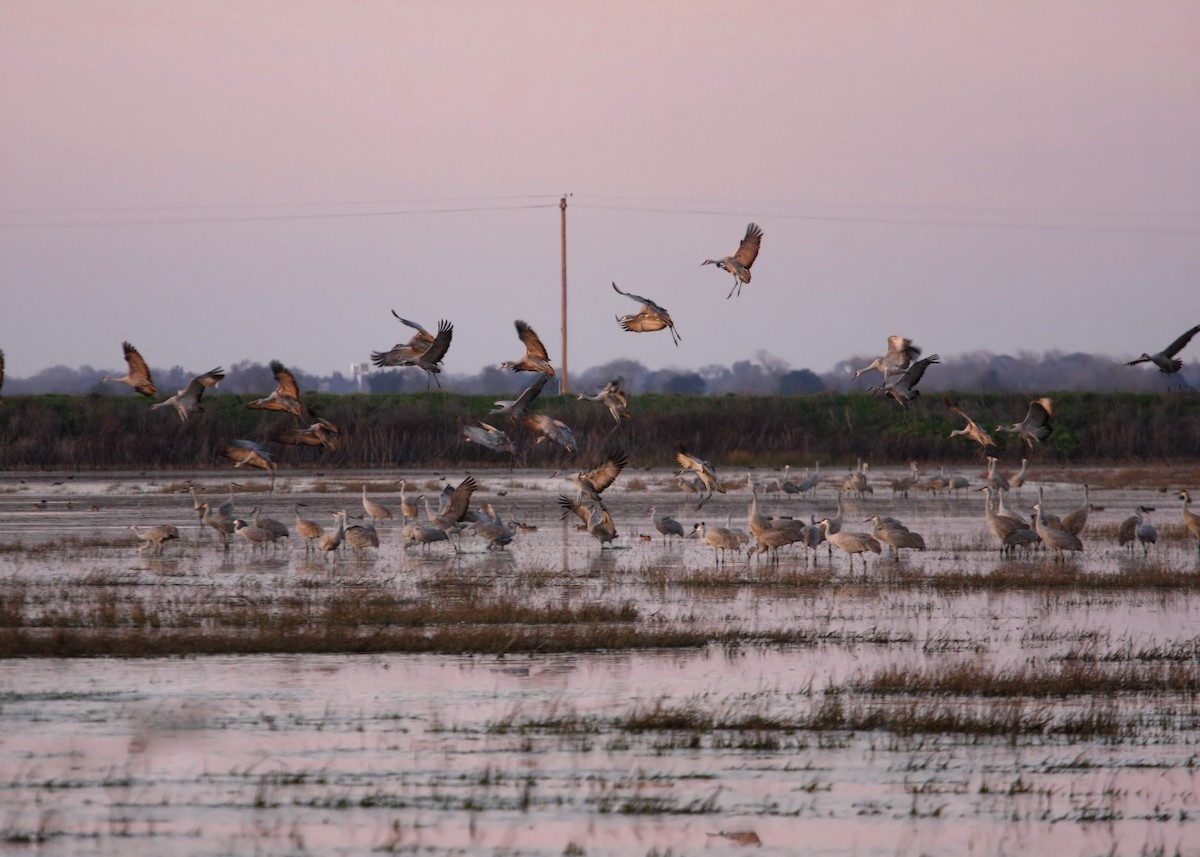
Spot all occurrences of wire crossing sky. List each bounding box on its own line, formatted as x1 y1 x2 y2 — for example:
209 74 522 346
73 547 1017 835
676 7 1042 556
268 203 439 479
2 2 1198 381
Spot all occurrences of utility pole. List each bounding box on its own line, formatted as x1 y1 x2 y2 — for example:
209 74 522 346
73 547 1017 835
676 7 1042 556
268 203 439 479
560 194 569 396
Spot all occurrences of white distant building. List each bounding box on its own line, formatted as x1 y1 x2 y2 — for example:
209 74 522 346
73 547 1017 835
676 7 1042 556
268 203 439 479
351 362 371 392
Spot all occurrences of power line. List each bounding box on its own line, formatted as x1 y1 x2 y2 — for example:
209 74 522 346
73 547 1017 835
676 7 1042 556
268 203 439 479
0 193 563 215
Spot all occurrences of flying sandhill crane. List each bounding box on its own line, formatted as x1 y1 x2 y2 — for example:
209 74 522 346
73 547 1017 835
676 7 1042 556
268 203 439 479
269 419 340 450
130 524 179 555
370 311 436 364
152 367 224 422
1179 490 1200 556
501 320 554 376
293 503 324 552
996 398 1053 448
521 413 577 458
649 506 685 542
854 336 922 382
577 378 632 431
247 360 304 418
103 341 156 397
462 422 516 459
371 318 453 388
559 495 618 548
1033 486 1083 561
818 519 881 571
870 354 940 406
217 440 277 490
489 373 548 420
570 450 628 510
675 445 725 510
1126 324 1200 374
945 397 995 450
425 475 479 533
702 222 763 299
612 282 681 345
361 484 393 525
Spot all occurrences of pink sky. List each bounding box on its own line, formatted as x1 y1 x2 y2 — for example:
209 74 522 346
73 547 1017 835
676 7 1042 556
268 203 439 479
2 1 1198 383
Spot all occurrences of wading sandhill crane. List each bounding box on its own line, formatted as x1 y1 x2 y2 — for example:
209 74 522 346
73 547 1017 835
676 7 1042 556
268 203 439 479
470 504 517 551
996 398 1053 448
489 373 548 420
576 379 632 431
232 518 273 552
370 312 436 364
649 506 685 541
130 524 179 555
501 320 555 376
612 282 681 345
559 495 618 548
152 367 224 422
854 336 922 382
397 480 418 522
702 222 763 299
866 515 926 561
1033 486 1083 561
1133 509 1158 555
1117 506 1152 553
462 422 517 458
361 484 393 525
371 319 453 389
294 503 324 552
247 360 303 418
425 475 479 533
889 462 920 498
818 519 881 571
796 463 822 496
103 341 156 397
1007 459 1029 495
344 518 380 555
318 511 346 556
250 506 289 544
945 397 995 450
401 521 451 551
1126 324 1200 374
198 502 235 547
569 450 628 510
1060 485 1097 537
691 521 743 563
870 354 940 406
1179 490 1200 555
675 445 726 510
217 440 277 490
980 486 1025 553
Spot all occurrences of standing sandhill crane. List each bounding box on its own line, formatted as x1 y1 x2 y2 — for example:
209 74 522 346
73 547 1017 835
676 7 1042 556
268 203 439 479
130 524 179 555
501 320 555 376
649 506 685 542
866 515 926 561
691 521 743 563
396 480 418 522
317 511 346 556
294 503 324 552
1060 485 1096 537
996 398 1053 448
462 422 517 459
490 373 548 420
470 503 517 550
675 445 725 510
1133 509 1158 555
401 521 451 551
198 502 235 547
702 222 763 299
1117 505 1154 553
103 341 156 397
570 450 628 510
980 486 1025 553
371 319 453 389
818 519 881 571
559 494 618 548
612 282 681 345
151 367 224 422
797 463 821 497
371 312 437 364
1033 486 1083 561
250 506 289 544
232 518 273 553
344 518 380 555
1126 324 1200 374
870 354 940 406
889 462 920 498
1179 490 1200 556
247 360 304 418
854 336 922 382
361 484 393 525
1007 459 1029 495
424 475 479 533
218 440 277 490
577 379 632 431
945 397 995 450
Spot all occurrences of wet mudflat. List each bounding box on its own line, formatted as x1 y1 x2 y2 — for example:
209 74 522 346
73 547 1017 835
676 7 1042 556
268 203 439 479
1 465 1199 856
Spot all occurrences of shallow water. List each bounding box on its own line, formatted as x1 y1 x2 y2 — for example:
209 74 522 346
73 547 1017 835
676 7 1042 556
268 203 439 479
1 466 1199 855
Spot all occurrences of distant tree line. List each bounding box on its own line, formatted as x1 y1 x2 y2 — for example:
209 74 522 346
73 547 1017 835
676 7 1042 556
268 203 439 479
1 389 1197 472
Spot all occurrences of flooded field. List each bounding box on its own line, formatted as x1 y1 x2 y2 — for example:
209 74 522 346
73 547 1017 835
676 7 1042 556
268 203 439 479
2 464 1200 856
